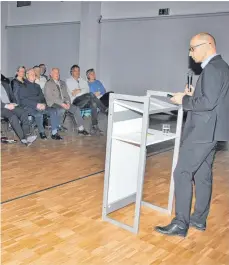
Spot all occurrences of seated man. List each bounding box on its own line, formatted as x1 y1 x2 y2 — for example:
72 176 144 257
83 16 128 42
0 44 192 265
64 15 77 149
33 65 47 92
86 68 113 108
44 68 90 136
17 68 62 140
39 63 49 81
1 85 37 146
66 65 107 135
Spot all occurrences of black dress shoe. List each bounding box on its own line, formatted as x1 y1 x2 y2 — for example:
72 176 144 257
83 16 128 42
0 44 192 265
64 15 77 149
58 125 68 132
40 132 47 140
78 129 91 136
155 223 188 237
51 133 63 140
91 125 104 136
190 220 206 231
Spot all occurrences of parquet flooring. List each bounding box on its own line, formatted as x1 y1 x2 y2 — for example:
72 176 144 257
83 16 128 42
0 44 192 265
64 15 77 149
1 133 228 265
1 135 106 202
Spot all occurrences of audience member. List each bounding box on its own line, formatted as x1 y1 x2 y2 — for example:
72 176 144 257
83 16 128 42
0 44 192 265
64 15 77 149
17 68 62 140
11 66 27 104
86 68 113 108
1 84 37 146
39 64 49 80
66 65 107 135
44 68 90 136
33 65 47 92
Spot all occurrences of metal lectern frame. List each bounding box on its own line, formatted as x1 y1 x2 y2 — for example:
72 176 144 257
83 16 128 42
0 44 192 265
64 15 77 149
102 91 183 234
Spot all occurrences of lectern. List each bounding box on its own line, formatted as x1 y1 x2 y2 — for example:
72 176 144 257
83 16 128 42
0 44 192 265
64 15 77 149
102 91 183 233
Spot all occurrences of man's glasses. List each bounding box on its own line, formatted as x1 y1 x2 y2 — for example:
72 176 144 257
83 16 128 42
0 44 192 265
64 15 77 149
189 43 211 52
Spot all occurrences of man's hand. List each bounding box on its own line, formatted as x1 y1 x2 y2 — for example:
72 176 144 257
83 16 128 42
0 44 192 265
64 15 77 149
61 103 70 110
185 84 195 96
94 91 101 98
37 103 46 110
170 92 186 105
5 103 16 110
72 89 81 96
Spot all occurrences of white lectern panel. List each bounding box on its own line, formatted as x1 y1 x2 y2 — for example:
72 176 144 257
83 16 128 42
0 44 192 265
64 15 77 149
116 98 177 115
113 129 176 146
108 139 139 206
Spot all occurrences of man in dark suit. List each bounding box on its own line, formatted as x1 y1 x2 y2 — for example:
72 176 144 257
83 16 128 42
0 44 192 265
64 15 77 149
155 33 229 237
18 68 62 140
1 84 37 146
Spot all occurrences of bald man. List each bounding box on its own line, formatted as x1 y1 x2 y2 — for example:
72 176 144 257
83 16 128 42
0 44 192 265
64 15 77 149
155 33 229 237
44 68 90 136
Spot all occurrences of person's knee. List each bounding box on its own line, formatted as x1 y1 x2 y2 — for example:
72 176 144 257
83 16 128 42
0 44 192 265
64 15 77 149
20 112 29 122
9 114 18 124
173 164 192 183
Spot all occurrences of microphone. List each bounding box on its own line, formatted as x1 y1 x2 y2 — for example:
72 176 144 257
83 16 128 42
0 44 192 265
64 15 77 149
187 69 194 92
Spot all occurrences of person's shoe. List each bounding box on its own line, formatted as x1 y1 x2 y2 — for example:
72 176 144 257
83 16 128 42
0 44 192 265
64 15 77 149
78 129 91 136
21 139 28 145
26 135 37 146
190 220 206 231
51 133 63 140
40 132 47 140
155 223 188 238
58 125 68 132
91 125 104 136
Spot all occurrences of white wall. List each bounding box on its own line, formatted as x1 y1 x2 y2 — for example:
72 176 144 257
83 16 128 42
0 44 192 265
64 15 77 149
99 13 229 95
79 1 102 77
101 1 229 19
1 1 8 75
3 1 82 77
7 1 81 26
7 23 80 80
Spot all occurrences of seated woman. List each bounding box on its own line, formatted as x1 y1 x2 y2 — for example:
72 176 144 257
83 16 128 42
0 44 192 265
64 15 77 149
86 68 113 108
11 66 27 104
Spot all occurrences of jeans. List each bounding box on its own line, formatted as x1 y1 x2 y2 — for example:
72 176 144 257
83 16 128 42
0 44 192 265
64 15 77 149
25 107 59 134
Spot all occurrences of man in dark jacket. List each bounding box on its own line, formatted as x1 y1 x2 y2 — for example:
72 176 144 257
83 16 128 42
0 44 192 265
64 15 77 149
1 84 37 146
17 68 61 140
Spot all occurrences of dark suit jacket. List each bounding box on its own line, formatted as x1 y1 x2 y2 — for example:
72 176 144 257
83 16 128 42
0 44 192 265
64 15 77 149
182 55 229 142
18 80 46 110
11 78 27 104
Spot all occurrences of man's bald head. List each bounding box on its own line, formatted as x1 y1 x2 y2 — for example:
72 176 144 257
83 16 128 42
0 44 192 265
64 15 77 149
193 32 216 48
50 68 60 81
189 32 217 63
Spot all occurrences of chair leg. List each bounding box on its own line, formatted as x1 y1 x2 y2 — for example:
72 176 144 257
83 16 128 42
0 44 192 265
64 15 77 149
63 111 67 124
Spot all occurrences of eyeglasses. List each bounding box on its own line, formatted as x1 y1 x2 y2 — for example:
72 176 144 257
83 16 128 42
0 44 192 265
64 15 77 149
189 43 211 52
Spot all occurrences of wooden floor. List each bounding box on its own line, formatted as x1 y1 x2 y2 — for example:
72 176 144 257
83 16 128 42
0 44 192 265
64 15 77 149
1 134 229 265
1 135 106 202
